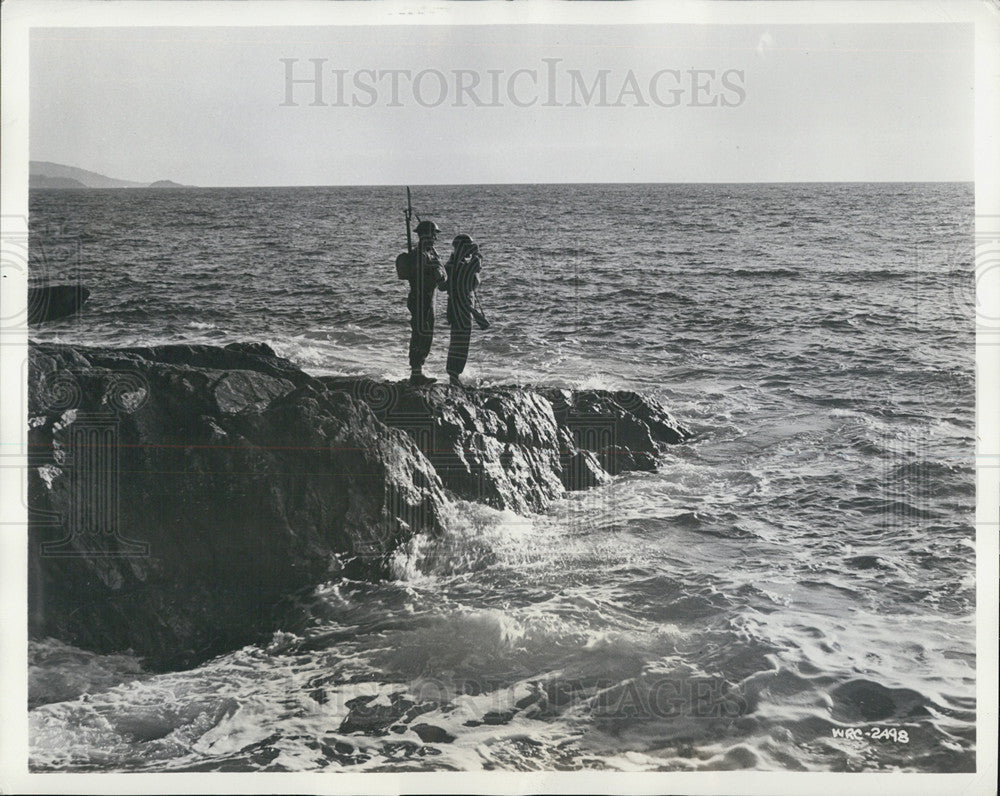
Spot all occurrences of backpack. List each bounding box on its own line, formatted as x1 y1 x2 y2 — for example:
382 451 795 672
395 251 411 280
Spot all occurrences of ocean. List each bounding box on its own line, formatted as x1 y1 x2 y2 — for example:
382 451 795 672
26 182 976 772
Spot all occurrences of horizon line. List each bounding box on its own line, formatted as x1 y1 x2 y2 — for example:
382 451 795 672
30 178 975 189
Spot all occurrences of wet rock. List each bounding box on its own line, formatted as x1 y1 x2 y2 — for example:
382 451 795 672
482 710 516 725
401 702 439 723
339 695 415 735
28 342 447 671
515 691 544 710
829 679 926 723
212 370 295 415
844 555 889 570
28 284 90 325
411 723 455 743
322 377 691 513
382 740 420 757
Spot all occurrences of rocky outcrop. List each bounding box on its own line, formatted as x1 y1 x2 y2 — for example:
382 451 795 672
27 341 689 670
28 285 91 324
28 342 445 670
321 376 690 514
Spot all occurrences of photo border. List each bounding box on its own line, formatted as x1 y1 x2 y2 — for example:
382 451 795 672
2 1 997 794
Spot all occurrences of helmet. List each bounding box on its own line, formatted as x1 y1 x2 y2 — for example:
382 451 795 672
415 220 440 238
452 233 475 249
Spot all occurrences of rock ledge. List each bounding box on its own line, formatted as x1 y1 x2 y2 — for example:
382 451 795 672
27 341 689 669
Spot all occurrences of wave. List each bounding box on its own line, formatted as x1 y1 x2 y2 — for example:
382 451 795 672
706 267 799 278
29 638 148 710
655 289 698 304
849 269 911 282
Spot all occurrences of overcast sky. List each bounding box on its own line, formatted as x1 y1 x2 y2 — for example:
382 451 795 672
29 23 973 186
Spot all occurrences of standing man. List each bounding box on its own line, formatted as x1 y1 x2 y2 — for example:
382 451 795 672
396 219 447 386
444 234 483 386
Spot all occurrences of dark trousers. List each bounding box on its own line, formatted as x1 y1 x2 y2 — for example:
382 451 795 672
408 293 434 371
447 325 472 376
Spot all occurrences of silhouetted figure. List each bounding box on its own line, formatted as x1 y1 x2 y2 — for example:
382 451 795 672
396 220 447 386
444 234 484 386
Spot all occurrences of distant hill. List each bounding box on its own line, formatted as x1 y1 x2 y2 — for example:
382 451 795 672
29 161 190 189
30 174 87 189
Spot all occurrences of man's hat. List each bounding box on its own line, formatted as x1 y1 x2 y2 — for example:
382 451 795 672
416 220 440 237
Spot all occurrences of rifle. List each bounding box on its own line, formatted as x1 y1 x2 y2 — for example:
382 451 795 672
396 187 415 280
471 292 490 330
470 250 489 330
405 186 414 253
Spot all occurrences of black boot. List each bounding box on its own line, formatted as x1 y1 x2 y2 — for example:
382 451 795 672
448 372 462 387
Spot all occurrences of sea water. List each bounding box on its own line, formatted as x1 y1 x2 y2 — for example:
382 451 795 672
26 182 975 771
